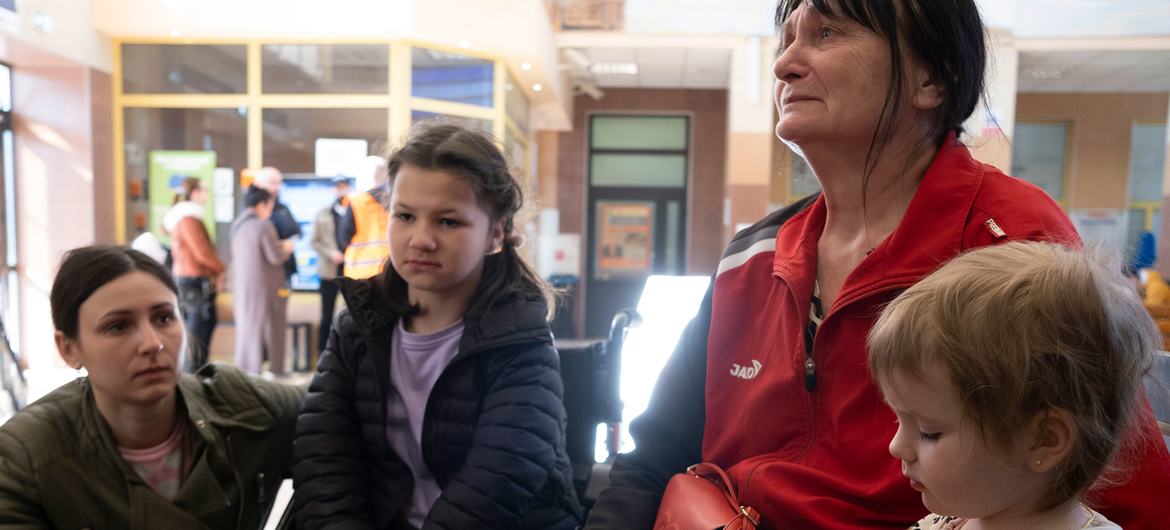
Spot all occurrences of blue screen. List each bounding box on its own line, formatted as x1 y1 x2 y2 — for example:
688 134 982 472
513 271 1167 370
281 177 353 291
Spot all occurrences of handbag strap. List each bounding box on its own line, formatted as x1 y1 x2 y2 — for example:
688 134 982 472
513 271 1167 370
685 463 761 528
687 464 741 508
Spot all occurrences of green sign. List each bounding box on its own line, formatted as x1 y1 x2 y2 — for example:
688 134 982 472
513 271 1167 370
149 150 218 244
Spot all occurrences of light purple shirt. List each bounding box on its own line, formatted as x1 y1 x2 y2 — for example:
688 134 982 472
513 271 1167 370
386 318 464 529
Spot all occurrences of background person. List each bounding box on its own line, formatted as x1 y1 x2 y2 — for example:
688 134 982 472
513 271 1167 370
309 176 350 355
339 155 391 279
292 123 582 529
163 176 225 370
584 0 1170 528
0 245 303 528
231 185 294 376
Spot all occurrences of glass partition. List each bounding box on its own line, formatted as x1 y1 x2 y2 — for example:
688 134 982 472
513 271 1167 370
411 47 494 107
122 45 247 94
262 108 389 174
262 44 389 94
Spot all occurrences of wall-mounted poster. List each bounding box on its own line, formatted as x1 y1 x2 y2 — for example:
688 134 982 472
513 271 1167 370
595 201 654 279
148 150 217 244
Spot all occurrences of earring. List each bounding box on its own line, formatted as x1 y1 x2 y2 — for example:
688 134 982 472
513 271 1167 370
1034 459 1042 466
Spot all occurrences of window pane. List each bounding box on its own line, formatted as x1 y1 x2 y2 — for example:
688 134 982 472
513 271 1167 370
123 108 247 242
122 45 247 94
790 155 821 197
505 74 530 132
263 108 388 174
410 111 493 134
590 154 686 187
1128 123 1167 203
592 116 687 151
1011 123 1068 200
411 48 494 107
262 44 389 94
665 200 681 274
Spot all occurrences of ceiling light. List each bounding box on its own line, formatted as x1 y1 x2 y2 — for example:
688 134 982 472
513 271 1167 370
459 41 471 49
532 83 543 92
1027 66 1064 80
520 62 533 71
590 62 638 75
169 29 182 37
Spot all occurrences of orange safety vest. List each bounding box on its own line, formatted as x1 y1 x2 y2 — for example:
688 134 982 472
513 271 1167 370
343 190 390 279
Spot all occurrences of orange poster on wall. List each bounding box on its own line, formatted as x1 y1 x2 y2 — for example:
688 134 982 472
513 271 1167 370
596 201 654 279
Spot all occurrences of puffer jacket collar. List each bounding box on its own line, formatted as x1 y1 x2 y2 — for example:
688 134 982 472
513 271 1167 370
336 276 552 361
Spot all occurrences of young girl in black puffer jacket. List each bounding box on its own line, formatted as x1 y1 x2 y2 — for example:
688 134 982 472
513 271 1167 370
292 121 582 530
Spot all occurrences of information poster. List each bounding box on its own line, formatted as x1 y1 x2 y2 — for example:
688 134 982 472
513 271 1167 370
148 150 217 244
595 201 654 279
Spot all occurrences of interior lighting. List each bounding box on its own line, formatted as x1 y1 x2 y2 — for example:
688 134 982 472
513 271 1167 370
169 29 182 37
607 275 710 457
520 62 533 71
532 83 543 92
1027 66 1064 80
590 62 639 75
459 40 471 49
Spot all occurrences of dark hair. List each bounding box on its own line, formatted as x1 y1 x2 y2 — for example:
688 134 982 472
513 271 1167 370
243 185 274 208
50 246 179 340
776 0 985 147
171 176 203 205
382 120 556 319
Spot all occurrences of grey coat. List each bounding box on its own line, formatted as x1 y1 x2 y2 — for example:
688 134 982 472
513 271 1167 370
310 205 341 281
231 210 289 375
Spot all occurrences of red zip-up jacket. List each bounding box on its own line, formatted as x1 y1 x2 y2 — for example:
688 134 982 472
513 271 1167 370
585 139 1170 529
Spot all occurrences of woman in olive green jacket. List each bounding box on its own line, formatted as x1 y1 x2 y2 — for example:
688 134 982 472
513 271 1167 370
0 245 305 529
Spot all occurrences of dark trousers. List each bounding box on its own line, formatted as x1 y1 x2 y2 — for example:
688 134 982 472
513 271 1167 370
177 276 217 371
318 272 341 354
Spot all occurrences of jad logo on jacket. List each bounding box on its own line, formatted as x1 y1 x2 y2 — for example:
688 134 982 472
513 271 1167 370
729 360 762 380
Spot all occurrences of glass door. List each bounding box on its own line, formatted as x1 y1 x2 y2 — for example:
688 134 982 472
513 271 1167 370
0 61 20 366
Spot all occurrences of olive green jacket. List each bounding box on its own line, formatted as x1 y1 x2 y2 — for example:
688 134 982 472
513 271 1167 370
0 363 304 529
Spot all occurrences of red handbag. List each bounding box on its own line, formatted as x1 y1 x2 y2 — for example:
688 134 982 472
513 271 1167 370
652 463 761 530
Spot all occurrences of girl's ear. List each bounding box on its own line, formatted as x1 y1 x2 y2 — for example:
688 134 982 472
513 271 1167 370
55 331 82 370
486 218 506 256
1025 409 1076 473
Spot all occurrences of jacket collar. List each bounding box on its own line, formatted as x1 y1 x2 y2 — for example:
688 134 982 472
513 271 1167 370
772 136 985 310
337 276 552 356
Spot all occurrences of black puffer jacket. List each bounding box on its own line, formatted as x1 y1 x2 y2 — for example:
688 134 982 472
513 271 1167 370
292 277 583 530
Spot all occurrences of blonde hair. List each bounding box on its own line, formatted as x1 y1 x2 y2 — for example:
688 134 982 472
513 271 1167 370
868 241 1158 510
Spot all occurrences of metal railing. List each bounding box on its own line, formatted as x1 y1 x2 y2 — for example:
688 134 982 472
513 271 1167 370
0 317 26 417
544 0 624 31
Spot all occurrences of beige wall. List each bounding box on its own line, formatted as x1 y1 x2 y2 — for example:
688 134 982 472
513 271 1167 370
1015 92 1169 210
9 60 114 368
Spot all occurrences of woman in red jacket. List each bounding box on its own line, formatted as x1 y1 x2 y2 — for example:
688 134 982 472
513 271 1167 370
583 0 1170 528
163 176 224 370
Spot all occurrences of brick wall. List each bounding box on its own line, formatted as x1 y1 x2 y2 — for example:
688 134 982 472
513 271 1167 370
556 88 728 275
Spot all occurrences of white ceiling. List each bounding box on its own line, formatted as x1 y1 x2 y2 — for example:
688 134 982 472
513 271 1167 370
1018 50 1170 93
569 47 732 89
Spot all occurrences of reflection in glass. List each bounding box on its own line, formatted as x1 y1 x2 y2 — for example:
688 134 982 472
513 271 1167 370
122 45 247 94
410 111 493 134
122 108 247 245
262 44 389 94
411 48 494 107
505 74 530 132
263 108 388 174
